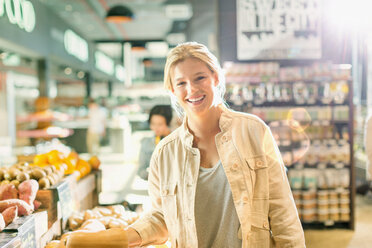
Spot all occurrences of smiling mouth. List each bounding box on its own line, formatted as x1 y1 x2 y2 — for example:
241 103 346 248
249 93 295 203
186 95 205 104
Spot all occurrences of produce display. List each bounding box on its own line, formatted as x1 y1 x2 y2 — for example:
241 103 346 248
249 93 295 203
31 150 96 181
0 161 64 190
0 179 39 231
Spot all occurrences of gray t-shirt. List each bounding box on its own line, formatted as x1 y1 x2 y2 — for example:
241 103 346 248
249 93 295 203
195 161 242 248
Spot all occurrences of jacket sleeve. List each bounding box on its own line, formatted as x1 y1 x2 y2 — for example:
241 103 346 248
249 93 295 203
262 124 306 248
129 149 169 246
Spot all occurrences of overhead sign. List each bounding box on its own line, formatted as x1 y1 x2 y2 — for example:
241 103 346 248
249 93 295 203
236 0 322 60
64 29 89 62
115 64 125 82
95 51 114 76
0 0 36 32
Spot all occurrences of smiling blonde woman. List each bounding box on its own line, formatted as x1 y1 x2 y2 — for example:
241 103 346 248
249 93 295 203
126 42 305 248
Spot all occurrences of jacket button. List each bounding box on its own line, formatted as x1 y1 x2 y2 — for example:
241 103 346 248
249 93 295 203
263 221 269 229
256 160 263 167
162 189 168 195
222 136 228 142
230 163 238 171
242 196 249 203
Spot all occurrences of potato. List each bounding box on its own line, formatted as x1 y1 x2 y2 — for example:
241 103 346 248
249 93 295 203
16 172 30 182
43 166 52 176
50 173 60 184
38 177 50 189
10 180 20 189
0 169 5 180
45 240 60 248
49 165 57 173
30 168 46 180
1 180 10 186
46 175 56 186
8 168 20 180
3 172 12 181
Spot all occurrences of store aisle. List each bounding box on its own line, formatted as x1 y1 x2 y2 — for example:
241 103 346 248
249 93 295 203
304 195 372 248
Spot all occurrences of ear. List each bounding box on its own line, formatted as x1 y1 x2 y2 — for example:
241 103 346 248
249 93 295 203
213 73 219 87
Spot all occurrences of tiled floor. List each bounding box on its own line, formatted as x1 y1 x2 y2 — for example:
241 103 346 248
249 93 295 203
99 152 372 247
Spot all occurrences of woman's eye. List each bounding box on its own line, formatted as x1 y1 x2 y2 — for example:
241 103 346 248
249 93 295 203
177 81 185 87
196 76 205 81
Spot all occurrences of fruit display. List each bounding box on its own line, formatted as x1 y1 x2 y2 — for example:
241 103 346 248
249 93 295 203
44 205 139 248
0 179 40 231
30 150 101 181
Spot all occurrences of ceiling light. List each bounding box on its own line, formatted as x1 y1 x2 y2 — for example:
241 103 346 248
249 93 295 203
142 58 153 67
0 52 8 59
64 67 72 75
106 5 134 23
77 71 85 79
131 41 146 51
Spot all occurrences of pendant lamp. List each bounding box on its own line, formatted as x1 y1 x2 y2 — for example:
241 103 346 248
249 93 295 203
106 5 134 22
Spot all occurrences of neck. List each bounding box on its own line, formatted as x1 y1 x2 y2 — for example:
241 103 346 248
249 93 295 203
187 105 222 138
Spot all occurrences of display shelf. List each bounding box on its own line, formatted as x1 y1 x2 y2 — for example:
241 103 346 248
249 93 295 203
17 127 74 139
224 61 354 229
16 111 72 123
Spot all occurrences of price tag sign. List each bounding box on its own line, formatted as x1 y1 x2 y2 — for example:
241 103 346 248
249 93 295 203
20 220 36 248
0 232 20 248
56 181 75 221
2 215 36 248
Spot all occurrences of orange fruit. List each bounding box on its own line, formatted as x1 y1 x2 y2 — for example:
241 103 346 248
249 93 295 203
63 158 76 175
76 159 91 178
47 150 62 165
67 151 79 161
34 154 48 165
88 156 101 170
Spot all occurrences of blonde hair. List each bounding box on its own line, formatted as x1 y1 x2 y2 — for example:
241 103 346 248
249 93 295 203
163 42 226 116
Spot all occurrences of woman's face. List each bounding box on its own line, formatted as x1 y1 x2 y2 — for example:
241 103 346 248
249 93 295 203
150 114 169 137
171 57 218 117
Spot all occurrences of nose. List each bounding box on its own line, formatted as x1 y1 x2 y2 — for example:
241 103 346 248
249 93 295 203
186 81 198 95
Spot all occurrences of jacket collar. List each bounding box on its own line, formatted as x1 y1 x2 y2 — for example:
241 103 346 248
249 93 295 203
179 104 233 149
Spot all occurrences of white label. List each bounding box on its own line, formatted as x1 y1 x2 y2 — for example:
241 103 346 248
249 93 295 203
64 29 89 62
95 51 114 76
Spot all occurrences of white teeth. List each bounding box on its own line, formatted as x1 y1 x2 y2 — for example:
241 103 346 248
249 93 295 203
188 96 204 102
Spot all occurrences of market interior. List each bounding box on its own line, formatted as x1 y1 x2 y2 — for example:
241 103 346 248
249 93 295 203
1 0 372 247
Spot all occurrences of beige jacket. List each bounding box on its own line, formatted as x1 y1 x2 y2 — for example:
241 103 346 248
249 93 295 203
131 106 305 248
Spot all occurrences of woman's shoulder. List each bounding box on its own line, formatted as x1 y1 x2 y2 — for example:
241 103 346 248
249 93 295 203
226 108 267 128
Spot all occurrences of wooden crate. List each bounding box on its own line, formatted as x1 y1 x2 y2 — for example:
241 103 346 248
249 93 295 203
35 172 101 228
36 182 63 228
